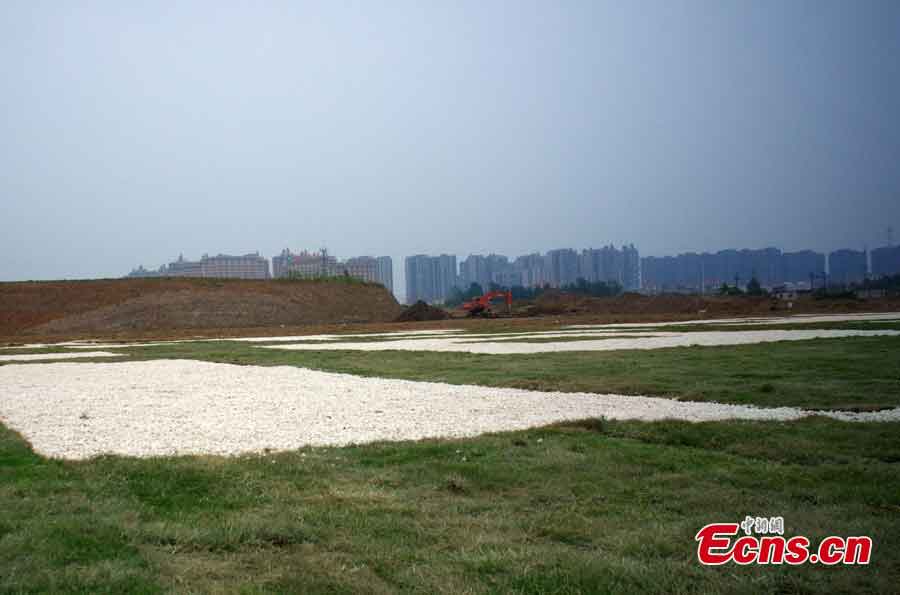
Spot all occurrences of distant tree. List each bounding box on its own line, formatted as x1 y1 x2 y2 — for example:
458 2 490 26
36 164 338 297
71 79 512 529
718 282 745 296
509 285 550 300
465 283 485 300
746 277 765 296
444 286 466 307
510 285 534 300
561 278 622 297
860 274 900 293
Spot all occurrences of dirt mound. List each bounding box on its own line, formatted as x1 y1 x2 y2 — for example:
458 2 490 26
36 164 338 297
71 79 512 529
395 301 449 322
0 278 402 338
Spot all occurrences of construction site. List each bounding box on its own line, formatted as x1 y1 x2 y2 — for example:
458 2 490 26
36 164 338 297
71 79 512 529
2 276 900 593
3 0 900 590
3 276 899 342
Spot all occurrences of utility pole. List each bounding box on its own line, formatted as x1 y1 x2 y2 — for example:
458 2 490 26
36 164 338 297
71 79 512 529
863 243 869 281
701 260 705 295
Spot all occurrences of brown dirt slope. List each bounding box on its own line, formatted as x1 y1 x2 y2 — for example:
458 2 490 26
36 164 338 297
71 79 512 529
0 278 402 337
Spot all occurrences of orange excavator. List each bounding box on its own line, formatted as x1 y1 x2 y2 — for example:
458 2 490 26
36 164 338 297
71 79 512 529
462 290 513 317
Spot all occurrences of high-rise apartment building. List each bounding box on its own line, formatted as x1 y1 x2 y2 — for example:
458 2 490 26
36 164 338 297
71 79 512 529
404 254 457 304
375 256 393 292
545 248 579 287
641 248 826 292
781 250 826 286
828 249 868 285
200 253 270 279
167 254 204 277
272 249 393 288
450 245 641 294
146 253 269 279
341 256 378 283
435 254 458 300
404 255 430 304
622 244 641 290
272 249 337 278
459 254 511 290
871 245 900 278
514 253 546 288
574 246 637 289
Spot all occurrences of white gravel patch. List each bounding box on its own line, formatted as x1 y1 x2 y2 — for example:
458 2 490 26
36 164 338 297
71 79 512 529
1 360 897 460
6 312 897 352
230 329 464 343
0 351 123 362
0 344 53 350
264 329 900 354
565 312 900 330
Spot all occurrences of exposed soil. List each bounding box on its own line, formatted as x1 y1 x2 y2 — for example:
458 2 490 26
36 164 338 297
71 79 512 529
395 301 450 322
2 279 898 345
532 291 900 319
0 278 402 338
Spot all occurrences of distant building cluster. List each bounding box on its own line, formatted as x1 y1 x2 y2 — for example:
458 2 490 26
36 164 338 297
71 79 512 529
125 240 900 304
641 244 900 293
642 248 821 293
271 249 337 279
271 249 393 291
871 245 900 279
404 241 900 304
405 245 641 304
129 253 270 280
127 250 393 291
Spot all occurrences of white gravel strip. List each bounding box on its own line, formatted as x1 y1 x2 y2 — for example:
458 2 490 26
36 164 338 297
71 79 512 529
6 312 897 352
0 351 123 362
3 332 465 351
65 342 205 349
0 360 897 460
230 329 464 343
264 329 900 355
0 344 52 350
2 339 209 350
565 312 900 330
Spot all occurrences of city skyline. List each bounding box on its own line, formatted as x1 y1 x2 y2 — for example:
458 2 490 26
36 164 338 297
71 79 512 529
118 239 900 303
6 229 897 285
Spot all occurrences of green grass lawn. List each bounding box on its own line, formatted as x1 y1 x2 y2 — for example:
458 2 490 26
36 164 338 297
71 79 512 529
2 335 899 592
102 335 900 410
2 418 898 594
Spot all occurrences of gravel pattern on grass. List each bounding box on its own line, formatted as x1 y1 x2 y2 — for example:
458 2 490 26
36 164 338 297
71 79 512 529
263 328 900 354
230 329 464 343
0 351 123 362
1 360 897 460
565 312 900 330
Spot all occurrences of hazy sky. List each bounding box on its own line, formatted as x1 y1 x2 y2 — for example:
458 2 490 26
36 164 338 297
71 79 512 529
2 0 899 284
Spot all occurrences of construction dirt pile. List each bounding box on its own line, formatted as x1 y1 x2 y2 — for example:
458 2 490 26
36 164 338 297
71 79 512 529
395 301 450 322
0 278 402 338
